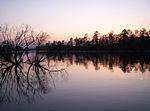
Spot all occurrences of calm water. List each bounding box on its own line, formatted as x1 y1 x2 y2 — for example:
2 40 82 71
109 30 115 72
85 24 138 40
0 53 150 111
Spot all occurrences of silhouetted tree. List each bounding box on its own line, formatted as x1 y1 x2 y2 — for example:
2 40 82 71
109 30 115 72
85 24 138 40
92 31 100 45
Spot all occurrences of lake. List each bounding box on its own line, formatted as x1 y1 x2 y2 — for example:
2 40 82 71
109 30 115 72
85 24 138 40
0 52 150 111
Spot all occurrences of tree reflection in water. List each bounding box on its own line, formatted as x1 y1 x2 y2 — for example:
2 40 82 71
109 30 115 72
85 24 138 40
0 51 150 104
0 52 67 104
46 52 150 73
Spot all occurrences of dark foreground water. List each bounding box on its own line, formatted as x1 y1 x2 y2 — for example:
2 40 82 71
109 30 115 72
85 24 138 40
0 53 150 111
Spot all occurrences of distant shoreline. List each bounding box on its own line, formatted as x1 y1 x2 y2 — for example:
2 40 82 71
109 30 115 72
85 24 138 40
1 48 150 55
36 49 150 54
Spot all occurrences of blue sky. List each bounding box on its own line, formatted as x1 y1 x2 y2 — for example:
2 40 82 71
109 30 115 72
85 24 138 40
0 0 150 40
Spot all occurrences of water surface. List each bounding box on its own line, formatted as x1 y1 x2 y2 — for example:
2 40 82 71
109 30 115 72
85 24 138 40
0 53 150 111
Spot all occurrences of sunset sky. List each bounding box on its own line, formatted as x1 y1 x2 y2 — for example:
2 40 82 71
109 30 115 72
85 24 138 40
0 0 150 41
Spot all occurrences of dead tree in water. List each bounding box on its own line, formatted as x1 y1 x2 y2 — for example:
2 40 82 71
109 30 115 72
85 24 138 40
0 24 49 64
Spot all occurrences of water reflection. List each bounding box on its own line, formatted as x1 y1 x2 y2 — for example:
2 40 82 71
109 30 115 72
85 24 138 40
46 52 150 73
0 52 67 104
0 52 150 105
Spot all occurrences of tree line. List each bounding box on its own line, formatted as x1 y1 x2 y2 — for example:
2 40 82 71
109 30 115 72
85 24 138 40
39 28 150 51
0 25 150 52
